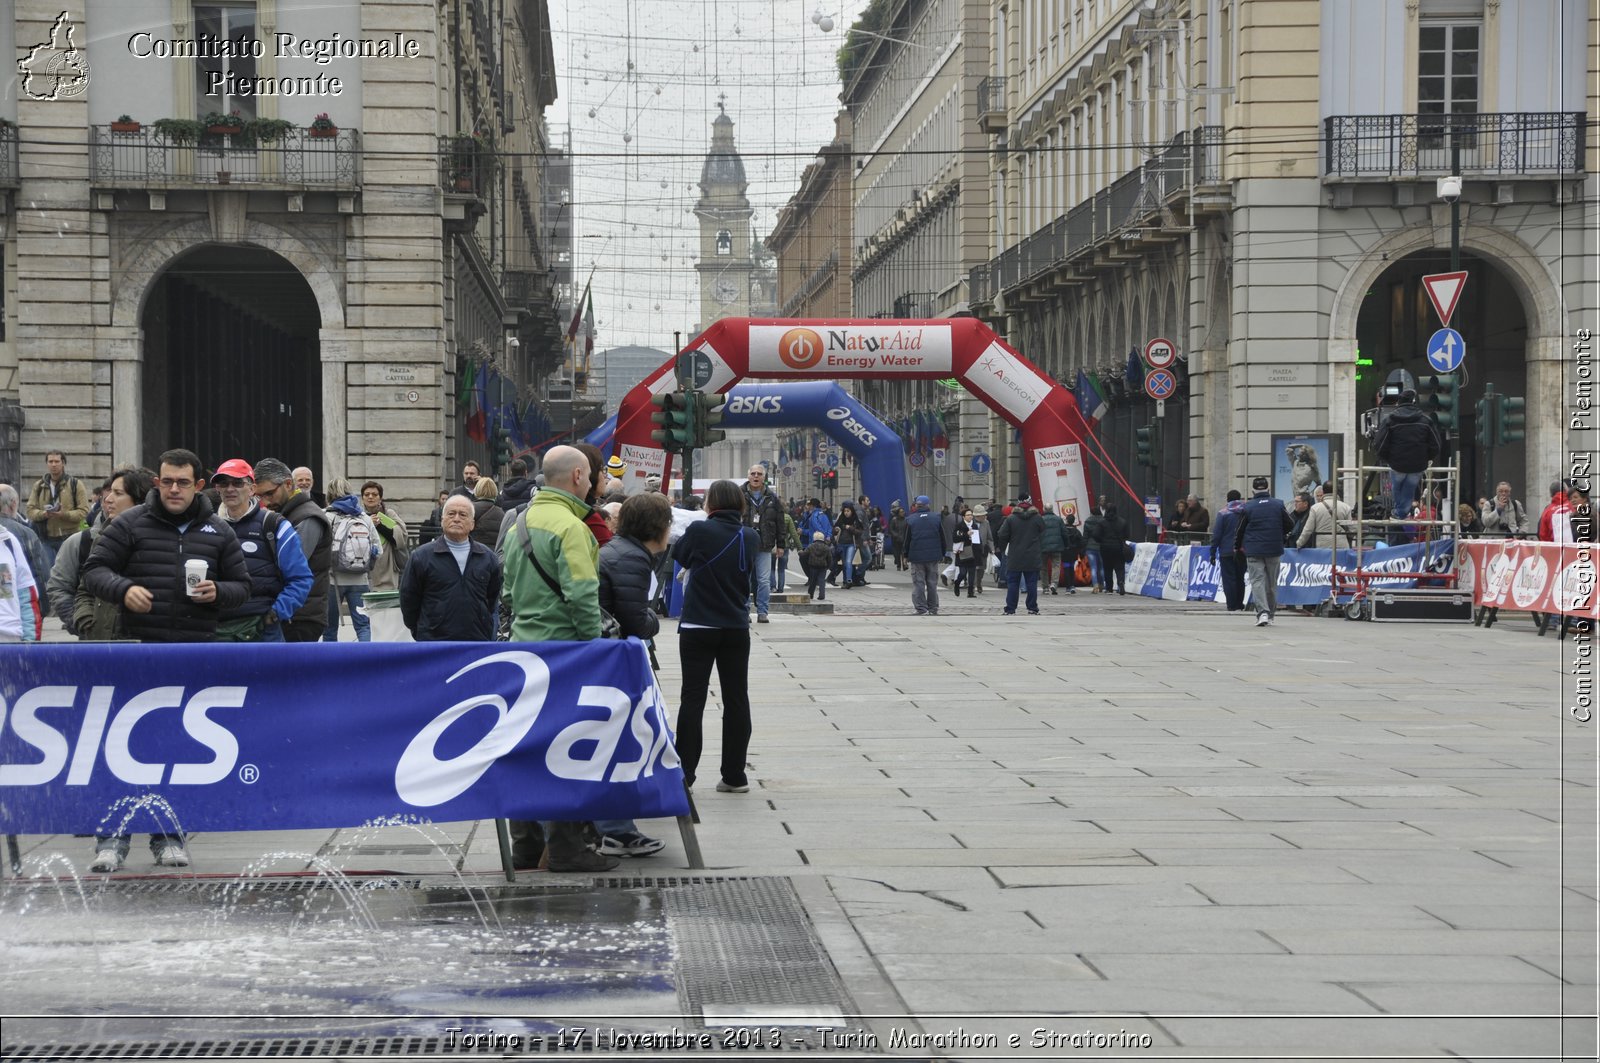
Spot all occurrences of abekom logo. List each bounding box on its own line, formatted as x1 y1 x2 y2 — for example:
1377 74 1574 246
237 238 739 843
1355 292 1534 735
778 327 825 370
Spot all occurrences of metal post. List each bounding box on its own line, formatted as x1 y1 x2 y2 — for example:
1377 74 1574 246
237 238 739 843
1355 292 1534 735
1482 382 1496 502
1449 139 1461 273
494 818 516 883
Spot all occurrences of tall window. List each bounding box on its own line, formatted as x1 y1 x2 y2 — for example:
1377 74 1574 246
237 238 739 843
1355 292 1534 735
1418 22 1479 120
195 3 258 121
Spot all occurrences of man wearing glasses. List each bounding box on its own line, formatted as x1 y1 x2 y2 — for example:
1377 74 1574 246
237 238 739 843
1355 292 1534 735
250 457 332 643
741 465 784 624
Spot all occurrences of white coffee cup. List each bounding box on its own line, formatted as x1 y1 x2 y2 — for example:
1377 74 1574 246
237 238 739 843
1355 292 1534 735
184 558 208 597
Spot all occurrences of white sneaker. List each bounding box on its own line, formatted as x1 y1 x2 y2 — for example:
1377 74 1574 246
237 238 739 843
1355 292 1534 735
89 849 123 873
155 844 190 867
1255 614 1270 627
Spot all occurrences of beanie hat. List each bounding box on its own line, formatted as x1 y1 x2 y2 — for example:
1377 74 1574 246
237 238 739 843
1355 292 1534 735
1251 475 1270 492
606 456 626 478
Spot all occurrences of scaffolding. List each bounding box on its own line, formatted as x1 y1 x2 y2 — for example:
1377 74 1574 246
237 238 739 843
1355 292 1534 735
1327 462 1472 622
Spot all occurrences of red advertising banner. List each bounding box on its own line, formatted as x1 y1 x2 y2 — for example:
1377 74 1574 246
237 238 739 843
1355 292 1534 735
1459 541 1598 620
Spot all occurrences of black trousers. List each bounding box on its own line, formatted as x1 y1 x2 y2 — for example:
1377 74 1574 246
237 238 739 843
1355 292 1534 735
677 627 752 788
1098 549 1126 593
1218 554 1246 610
281 618 328 643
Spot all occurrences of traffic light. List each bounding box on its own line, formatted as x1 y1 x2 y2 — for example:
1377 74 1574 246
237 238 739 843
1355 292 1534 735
1134 421 1159 467
821 469 837 488
650 391 693 454
1417 374 1460 431
694 390 727 447
1496 394 1525 444
1474 394 1496 449
492 426 511 470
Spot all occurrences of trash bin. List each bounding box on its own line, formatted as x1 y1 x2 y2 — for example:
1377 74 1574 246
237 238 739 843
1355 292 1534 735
363 590 412 642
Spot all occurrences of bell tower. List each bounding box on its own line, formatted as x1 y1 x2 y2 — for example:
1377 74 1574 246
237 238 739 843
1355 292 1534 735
694 101 754 329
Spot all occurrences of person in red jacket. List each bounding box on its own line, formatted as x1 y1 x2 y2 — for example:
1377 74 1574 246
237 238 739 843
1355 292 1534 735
1537 480 1574 543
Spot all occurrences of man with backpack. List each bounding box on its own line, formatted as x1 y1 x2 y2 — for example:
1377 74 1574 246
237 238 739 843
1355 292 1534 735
322 480 380 642
26 450 90 564
211 459 314 642
251 458 333 642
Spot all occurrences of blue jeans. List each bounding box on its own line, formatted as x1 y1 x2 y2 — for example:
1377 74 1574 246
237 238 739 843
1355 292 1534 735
323 584 372 641
1389 470 1422 526
753 549 773 617
840 545 856 584
773 551 788 592
1005 570 1039 613
260 618 286 642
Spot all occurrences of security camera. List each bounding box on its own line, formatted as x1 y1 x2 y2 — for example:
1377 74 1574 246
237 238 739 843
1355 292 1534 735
507 337 521 349
1436 175 1462 202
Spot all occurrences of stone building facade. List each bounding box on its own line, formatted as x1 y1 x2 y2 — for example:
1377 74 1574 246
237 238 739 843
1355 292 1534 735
970 0 1596 513
0 0 567 517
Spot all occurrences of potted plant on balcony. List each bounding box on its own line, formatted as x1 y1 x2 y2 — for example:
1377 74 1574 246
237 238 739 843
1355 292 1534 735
246 117 293 144
110 114 141 134
450 131 487 192
203 109 245 135
308 113 338 139
151 117 204 144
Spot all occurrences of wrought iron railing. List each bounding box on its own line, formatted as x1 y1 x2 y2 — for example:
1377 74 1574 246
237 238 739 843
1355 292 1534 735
1323 112 1585 178
976 75 1007 128
0 124 17 187
781 249 839 316
89 125 359 188
440 135 495 197
971 126 1223 305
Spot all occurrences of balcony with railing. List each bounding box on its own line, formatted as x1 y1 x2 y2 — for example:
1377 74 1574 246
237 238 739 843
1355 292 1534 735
439 135 495 200
1323 112 1585 180
0 124 17 187
976 75 1008 134
970 126 1223 306
89 126 360 189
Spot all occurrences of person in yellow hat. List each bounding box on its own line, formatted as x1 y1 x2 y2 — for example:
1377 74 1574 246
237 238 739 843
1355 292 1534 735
603 456 628 504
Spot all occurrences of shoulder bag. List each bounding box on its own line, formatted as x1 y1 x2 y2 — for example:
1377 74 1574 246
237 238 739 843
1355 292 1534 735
515 516 622 639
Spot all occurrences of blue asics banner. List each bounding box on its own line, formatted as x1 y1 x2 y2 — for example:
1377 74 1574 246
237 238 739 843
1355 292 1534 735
1125 541 1457 606
0 640 688 833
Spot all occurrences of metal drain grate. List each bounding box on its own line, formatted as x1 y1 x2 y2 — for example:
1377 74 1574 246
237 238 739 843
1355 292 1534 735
3 876 867 1057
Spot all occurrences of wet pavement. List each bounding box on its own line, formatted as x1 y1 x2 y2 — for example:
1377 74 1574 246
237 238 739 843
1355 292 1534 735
3 567 1594 1061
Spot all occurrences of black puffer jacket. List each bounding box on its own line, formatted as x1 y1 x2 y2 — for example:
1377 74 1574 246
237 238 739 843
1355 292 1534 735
1094 508 1130 554
996 505 1045 571
279 489 332 627
472 499 506 548
499 476 536 509
598 535 661 641
82 491 250 642
399 536 502 641
1375 403 1443 474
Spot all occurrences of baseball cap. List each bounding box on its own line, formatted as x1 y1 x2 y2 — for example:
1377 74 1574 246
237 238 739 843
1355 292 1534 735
914 495 931 507
606 456 626 477
211 459 254 483
1251 475 1270 491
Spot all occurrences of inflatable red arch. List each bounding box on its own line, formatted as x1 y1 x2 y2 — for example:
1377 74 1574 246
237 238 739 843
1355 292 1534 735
612 318 1139 516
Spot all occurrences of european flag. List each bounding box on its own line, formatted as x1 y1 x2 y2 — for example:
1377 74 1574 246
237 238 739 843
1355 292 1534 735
1075 369 1108 423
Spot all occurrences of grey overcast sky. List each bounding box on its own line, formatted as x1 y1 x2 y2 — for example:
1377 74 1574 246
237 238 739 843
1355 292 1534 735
550 0 872 351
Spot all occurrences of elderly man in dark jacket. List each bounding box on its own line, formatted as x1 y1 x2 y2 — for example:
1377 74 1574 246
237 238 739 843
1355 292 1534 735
400 495 502 642
1234 476 1294 628
996 494 1045 614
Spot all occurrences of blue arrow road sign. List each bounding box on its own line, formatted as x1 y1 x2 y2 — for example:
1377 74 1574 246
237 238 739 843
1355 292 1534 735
970 453 992 474
826 453 839 469
1426 328 1465 373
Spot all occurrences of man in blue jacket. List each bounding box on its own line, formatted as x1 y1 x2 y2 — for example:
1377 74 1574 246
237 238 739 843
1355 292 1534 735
1233 477 1293 627
903 495 947 616
1208 490 1247 612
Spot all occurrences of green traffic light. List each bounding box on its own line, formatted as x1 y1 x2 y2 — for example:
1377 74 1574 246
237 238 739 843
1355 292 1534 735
1496 395 1525 444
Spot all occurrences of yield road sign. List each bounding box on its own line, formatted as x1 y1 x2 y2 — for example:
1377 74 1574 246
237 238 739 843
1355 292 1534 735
970 452 992 474
1144 368 1177 400
1426 328 1466 373
1143 337 1177 370
1422 271 1467 327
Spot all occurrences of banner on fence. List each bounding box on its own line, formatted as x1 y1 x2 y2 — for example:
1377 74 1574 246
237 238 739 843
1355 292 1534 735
0 640 688 834
1123 541 1458 607
1460 540 1597 620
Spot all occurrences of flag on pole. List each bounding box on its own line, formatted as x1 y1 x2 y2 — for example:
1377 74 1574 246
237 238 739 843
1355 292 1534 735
1125 346 1145 392
1075 368 1109 423
457 359 476 407
580 289 595 369
565 281 590 349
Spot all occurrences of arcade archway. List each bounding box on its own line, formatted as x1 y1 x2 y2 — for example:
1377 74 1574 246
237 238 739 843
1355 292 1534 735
140 246 321 468
612 318 1141 515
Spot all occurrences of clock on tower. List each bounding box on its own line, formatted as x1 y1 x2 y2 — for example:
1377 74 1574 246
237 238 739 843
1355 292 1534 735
694 102 754 327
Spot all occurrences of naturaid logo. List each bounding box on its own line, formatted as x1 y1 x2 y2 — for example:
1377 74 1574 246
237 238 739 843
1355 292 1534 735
19 12 92 101
778 327 824 370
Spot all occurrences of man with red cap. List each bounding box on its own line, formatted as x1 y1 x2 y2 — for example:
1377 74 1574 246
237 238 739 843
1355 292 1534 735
211 458 314 642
